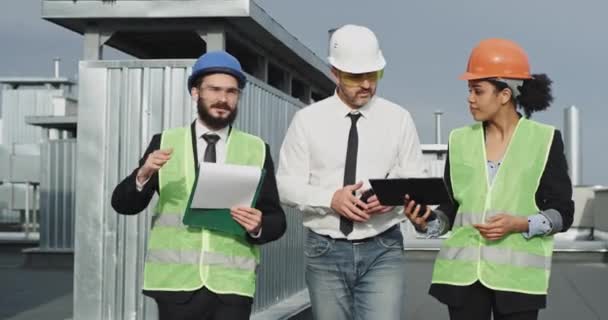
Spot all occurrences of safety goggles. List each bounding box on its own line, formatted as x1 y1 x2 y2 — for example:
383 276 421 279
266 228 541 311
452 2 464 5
338 70 383 87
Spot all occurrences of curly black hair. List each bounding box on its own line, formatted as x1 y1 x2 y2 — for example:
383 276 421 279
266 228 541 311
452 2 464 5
489 74 554 118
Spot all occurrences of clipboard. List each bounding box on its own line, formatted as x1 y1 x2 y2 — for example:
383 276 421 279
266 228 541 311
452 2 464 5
183 166 266 237
368 177 451 206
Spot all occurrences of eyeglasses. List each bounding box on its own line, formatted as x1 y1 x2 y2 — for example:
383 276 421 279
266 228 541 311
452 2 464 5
338 70 383 87
201 85 241 99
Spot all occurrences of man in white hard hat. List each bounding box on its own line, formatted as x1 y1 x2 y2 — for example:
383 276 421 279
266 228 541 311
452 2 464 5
277 24 428 319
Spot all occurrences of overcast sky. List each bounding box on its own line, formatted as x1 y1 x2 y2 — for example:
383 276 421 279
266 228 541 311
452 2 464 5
1 0 606 185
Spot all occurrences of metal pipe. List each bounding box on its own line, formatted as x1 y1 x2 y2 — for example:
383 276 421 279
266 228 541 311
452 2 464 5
434 110 443 144
54 58 60 78
32 184 38 233
564 105 582 186
25 184 30 239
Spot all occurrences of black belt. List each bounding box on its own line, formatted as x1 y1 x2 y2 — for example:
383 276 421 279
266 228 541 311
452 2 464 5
323 224 399 244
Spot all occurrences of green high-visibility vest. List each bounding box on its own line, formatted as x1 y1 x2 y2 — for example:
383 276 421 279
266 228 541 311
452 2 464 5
432 118 555 295
143 126 266 297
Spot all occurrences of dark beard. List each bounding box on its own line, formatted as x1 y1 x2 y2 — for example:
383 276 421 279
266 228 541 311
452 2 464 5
197 98 238 130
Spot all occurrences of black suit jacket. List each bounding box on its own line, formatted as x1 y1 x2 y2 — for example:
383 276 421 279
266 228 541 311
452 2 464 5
111 122 286 302
429 129 574 313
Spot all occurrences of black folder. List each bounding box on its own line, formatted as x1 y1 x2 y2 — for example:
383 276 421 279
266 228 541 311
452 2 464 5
368 177 451 206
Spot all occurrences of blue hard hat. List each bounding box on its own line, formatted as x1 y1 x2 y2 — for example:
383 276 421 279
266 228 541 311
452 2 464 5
188 51 246 92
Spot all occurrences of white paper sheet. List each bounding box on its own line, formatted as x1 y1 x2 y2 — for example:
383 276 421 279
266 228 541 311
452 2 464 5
191 162 263 209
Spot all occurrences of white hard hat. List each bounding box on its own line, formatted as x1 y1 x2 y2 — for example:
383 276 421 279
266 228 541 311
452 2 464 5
328 24 386 74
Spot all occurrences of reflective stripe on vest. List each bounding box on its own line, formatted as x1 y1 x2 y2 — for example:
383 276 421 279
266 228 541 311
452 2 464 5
437 246 551 270
151 213 182 228
143 125 266 297
432 119 555 294
146 250 257 271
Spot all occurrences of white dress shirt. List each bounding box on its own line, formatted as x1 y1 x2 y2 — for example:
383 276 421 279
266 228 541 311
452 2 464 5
277 93 428 240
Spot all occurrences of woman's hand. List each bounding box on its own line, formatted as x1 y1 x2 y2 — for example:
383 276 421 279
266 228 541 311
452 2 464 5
403 194 433 232
473 214 528 241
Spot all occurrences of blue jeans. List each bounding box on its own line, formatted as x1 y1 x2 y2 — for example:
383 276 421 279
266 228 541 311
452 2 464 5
305 225 408 320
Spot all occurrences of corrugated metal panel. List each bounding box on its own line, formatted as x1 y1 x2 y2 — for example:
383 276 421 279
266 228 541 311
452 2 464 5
0 211 20 224
237 77 307 310
0 85 70 224
39 139 77 250
0 185 20 224
0 151 41 225
0 145 9 181
1 89 58 149
74 60 306 320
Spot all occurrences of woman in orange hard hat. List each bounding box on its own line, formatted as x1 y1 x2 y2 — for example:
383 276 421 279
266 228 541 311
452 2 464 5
404 38 574 320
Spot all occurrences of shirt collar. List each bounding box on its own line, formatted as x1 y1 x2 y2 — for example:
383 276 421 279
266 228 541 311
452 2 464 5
195 119 229 142
332 90 375 119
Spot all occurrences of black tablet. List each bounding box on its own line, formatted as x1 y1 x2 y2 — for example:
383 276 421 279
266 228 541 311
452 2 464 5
368 177 451 206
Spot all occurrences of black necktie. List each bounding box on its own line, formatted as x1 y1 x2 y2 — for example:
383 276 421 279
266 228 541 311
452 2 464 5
340 112 361 236
202 133 220 163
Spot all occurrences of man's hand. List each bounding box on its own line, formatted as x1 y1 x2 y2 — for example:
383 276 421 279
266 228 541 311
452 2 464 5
473 213 528 241
231 207 263 234
403 194 433 231
364 194 393 215
137 148 173 184
330 181 370 222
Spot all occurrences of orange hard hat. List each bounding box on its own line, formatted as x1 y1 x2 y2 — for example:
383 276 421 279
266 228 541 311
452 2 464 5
460 38 532 80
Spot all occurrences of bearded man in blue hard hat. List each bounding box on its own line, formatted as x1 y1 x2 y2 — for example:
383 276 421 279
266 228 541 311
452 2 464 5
111 51 286 320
